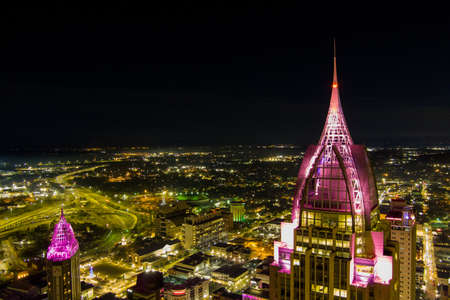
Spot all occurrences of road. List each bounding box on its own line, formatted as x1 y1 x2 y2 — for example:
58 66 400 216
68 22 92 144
0 206 57 232
423 224 437 300
0 239 27 271
74 188 137 230
55 165 106 185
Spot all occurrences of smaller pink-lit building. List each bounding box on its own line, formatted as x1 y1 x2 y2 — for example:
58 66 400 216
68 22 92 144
46 209 81 300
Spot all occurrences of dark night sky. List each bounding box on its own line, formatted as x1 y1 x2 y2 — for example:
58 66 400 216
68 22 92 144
1 4 449 148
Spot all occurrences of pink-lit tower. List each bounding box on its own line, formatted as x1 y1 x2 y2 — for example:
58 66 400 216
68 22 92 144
269 43 400 300
46 209 81 300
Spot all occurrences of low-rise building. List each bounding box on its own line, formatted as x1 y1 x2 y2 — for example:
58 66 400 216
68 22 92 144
435 243 450 275
210 243 251 264
211 287 243 300
127 271 163 300
164 276 209 300
242 288 269 300
211 264 250 292
438 271 450 287
438 284 449 300
81 281 95 300
266 218 284 233
132 238 180 266
0 271 47 299
416 264 425 286
168 252 210 279
96 293 123 300
242 258 272 300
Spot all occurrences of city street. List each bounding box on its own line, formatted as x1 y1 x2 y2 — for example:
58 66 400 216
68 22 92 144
423 224 437 300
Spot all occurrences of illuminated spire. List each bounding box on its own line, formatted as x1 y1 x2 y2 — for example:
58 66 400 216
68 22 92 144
333 38 338 87
319 39 353 146
47 208 79 262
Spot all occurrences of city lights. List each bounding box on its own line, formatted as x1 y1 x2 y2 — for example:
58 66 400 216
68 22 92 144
0 25 446 300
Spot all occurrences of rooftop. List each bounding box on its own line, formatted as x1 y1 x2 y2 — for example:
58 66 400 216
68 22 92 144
135 238 180 256
164 276 207 289
184 212 222 225
213 264 247 278
212 287 242 299
130 271 164 295
243 287 270 299
81 281 94 291
8 271 47 291
213 242 229 248
268 218 285 225
179 252 209 266
95 292 123 300
212 243 251 254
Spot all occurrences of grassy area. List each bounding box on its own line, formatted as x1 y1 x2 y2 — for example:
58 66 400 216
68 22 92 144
94 262 131 278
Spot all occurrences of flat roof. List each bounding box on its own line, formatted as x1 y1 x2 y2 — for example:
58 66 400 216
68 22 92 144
81 281 94 291
213 265 247 278
178 252 209 266
136 239 180 256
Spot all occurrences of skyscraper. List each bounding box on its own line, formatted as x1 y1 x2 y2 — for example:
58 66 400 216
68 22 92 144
269 44 400 300
46 209 81 300
386 199 416 300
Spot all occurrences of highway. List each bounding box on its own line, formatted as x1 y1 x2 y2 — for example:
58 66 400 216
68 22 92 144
0 166 138 253
55 165 107 185
0 206 57 232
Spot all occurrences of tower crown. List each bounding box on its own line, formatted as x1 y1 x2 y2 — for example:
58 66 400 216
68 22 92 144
47 208 79 262
290 42 378 233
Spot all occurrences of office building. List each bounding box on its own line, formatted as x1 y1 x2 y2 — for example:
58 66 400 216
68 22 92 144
183 211 225 249
269 45 400 300
386 199 416 300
